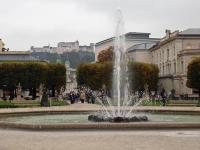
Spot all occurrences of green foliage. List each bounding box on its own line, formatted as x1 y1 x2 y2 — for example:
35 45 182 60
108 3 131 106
77 61 158 92
0 62 66 95
0 101 16 108
187 57 200 91
77 63 103 90
128 62 159 92
51 100 69 106
101 62 113 90
187 57 200 104
46 64 66 91
146 64 159 91
0 100 40 108
22 63 47 89
77 62 113 90
97 46 114 62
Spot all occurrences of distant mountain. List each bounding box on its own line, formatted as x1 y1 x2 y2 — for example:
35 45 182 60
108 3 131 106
31 51 95 68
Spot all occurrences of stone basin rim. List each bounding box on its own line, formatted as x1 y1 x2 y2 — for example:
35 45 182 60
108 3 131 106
1 122 200 131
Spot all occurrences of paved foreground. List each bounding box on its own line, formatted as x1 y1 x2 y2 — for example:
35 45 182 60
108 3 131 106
0 129 200 150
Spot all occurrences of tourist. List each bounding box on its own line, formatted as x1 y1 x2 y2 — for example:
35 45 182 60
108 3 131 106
91 91 96 104
85 90 90 103
160 88 167 106
69 91 75 104
80 91 86 103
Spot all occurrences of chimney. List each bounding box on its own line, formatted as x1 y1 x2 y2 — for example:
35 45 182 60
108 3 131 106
165 29 171 38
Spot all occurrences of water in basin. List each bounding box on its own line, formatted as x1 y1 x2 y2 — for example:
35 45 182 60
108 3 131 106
1 114 200 125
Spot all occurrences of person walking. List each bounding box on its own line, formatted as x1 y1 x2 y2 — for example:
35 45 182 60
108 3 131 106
160 88 167 106
80 91 86 103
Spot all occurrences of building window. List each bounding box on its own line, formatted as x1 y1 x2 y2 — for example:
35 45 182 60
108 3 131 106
156 52 158 62
162 50 164 60
159 63 161 74
181 61 184 73
169 63 171 74
160 51 161 62
173 44 176 56
163 65 165 75
167 49 169 60
174 62 176 74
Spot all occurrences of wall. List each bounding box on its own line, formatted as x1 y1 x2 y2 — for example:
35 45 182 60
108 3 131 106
128 50 151 63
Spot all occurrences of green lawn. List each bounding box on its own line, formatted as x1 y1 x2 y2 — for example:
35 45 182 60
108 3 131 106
0 99 69 108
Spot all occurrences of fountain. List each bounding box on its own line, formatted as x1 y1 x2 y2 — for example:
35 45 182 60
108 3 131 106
1 10 200 131
88 9 148 122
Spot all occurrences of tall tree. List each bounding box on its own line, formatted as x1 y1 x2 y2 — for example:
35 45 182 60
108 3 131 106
97 46 114 62
186 57 200 104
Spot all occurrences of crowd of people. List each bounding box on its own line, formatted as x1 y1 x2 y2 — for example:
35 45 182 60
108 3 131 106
67 86 174 107
67 87 106 104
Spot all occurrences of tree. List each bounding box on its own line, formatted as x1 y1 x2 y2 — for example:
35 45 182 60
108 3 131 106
77 61 159 93
97 46 114 62
0 62 66 101
186 57 200 104
46 64 66 97
128 62 159 93
102 62 113 90
128 62 147 92
77 63 104 90
22 63 47 99
146 64 159 92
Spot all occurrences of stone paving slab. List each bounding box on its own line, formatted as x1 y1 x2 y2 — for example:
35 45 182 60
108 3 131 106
0 129 200 150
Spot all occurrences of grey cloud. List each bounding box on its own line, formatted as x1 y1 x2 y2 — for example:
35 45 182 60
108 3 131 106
0 0 200 50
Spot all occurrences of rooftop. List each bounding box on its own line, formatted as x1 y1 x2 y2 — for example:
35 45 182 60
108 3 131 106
0 51 30 55
95 32 153 46
179 28 200 35
127 42 157 52
0 51 40 62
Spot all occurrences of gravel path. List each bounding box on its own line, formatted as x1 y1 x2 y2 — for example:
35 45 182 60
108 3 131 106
0 129 200 150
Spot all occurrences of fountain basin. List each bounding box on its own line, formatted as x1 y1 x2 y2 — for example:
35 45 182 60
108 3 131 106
0 113 200 130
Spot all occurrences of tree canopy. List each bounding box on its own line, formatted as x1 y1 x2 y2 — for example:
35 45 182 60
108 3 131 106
97 46 114 62
128 62 159 92
187 57 200 96
0 62 66 100
76 62 113 90
77 61 159 92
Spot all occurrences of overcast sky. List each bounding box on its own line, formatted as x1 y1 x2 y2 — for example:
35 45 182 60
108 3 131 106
0 0 200 50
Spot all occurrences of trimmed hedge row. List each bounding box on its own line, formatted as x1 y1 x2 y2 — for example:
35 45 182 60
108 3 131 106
77 61 159 92
0 62 66 99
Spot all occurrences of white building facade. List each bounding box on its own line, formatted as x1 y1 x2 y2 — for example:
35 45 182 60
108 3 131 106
95 32 160 61
150 29 200 95
127 42 157 63
95 29 200 96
